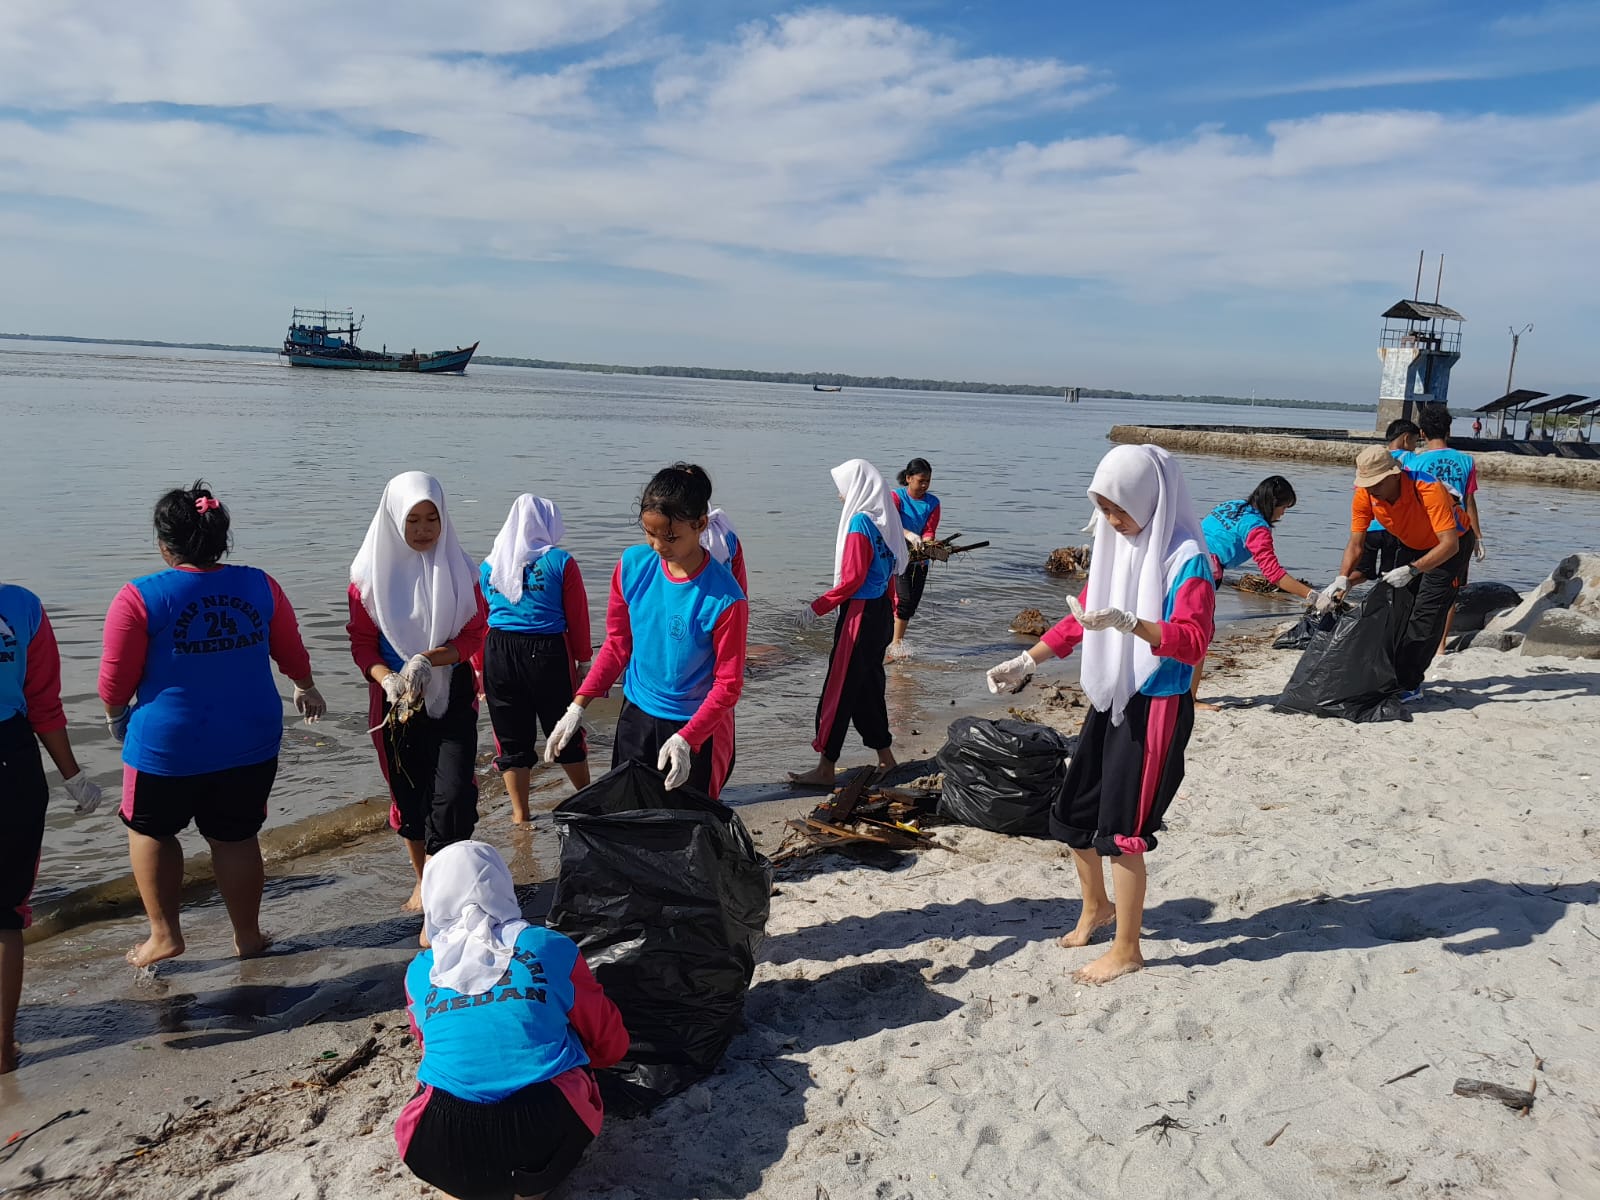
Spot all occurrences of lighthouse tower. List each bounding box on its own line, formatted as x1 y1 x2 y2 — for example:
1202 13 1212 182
1375 257 1464 431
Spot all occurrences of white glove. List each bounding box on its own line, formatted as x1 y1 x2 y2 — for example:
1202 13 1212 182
63 772 103 815
544 702 586 764
1381 564 1419 588
380 672 406 704
293 684 326 723
1312 575 1349 614
399 653 433 700
657 733 692 790
986 651 1037 695
797 604 819 632
1066 595 1139 634
105 707 130 743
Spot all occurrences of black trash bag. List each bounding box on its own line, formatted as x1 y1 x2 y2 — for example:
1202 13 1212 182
935 717 1072 836
1273 608 1337 650
1275 582 1414 723
1452 581 1522 634
547 760 772 1115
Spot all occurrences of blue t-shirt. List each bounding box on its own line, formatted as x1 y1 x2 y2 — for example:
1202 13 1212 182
123 565 284 775
481 550 572 635
1142 554 1216 697
1408 448 1474 502
1201 500 1270 571
1369 449 1415 533
0 584 44 726
847 513 898 601
406 925 591 1104
617 544 746 722
892 488 940 538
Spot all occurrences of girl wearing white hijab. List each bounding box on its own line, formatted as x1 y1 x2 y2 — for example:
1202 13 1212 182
789 459 908 788
701 507 749 593
348 471 488 911
985 445 1215 986
398 842 628 1200
480 495 593 820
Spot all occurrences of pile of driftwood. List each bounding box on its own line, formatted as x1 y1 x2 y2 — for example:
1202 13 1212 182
774 769 947 867
908 533 989 564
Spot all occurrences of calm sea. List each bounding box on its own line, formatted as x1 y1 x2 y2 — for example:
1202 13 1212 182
3 340 1592 908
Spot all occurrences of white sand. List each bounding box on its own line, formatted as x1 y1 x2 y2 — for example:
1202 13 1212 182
4 637 1598 1199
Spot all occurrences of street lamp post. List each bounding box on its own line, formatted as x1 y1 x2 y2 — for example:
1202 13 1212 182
1503 323 1532 437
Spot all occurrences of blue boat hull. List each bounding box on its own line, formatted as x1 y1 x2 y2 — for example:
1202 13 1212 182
282 342 478 374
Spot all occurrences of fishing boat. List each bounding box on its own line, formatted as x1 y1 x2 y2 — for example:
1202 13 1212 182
280 308 478 373
812 384 842 392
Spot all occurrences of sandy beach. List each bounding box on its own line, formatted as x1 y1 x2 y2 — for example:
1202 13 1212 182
2 631 1597 1200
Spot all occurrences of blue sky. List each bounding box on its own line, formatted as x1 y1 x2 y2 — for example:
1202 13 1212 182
1 0 1597 402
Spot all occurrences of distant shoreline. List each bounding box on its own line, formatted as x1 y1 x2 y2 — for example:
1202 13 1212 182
0 330 1372 413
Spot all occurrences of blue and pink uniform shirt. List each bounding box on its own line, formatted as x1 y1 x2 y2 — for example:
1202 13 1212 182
479 551 592 665
891 489 941 542
810 514 897 614
1408 447 1477 503
0 584 66 734
1042 554 1216 697
345 584 489 676
1201 500 1288 584
401 925 628 1139
578 544 748 749
99 566 312 776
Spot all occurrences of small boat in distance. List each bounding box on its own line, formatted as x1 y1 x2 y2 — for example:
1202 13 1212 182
280 308 478 373
812 384 842 392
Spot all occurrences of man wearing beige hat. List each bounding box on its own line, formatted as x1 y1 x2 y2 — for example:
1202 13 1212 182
1315 445 1473 702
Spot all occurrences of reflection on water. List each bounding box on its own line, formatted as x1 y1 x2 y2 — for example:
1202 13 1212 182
5 340 1597 904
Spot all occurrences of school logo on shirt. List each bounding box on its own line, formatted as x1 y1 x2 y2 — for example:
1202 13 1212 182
669 614 688 642
173 594 267 655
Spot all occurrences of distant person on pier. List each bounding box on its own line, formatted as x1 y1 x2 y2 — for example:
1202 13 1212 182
545 464 748 798
349 472 487 913
1472 417 1483 437
100 482 324 968
2 581 100 1073
479 495 592 823
1345 419 1419 585
888 457 941 660
984 445 1214 985
789 458 907 789
1194 475 1312 708
1318 448 1473 703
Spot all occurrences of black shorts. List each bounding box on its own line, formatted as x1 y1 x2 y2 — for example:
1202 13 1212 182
381 662 479 855
397 1078 595 1200
482 628 586 769
0 715 49 931
612 698 733 799
1050 692 1194 857
894 560 931 622
118 756 278 842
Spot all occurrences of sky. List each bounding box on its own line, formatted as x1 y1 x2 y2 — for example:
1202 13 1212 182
1 0 1598 402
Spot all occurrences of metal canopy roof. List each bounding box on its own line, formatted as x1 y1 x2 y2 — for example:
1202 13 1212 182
1475 389 1547 414
1562 398 1600 417
1382 300 1467 322
1525 393 1590 414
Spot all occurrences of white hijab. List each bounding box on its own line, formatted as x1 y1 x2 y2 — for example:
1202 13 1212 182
422 840 530 996
485 494 564 603
350 471 480 719
830 459 908 587
700 507 738 565
1080 445 1205 726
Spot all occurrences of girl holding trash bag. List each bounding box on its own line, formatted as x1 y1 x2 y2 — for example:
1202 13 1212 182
544 464 747 799
2 580 101 1073
789 458 907 788
986 445 1214 986
480 494 592 821
99 482 323 968
349 472 488 911
397 841 628 1200
887 457 940 659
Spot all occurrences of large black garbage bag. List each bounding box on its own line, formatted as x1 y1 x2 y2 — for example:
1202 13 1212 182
1275 582 1414 723
1273 608 1337 650
935 717 1072 836
547 760 772 1114
1452 581 1522 633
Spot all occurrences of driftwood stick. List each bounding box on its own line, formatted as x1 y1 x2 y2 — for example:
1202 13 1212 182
1263 1122 1289 1147
1381 1064 1430 1086
306 1036 379 1088
1452 1077 1536 1111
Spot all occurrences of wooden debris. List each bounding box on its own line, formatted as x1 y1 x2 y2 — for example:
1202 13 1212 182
297 1036 378 1089
1452 1077 1537 1111
1045 546 1092 576
772 776 946 866
909 533 990 564
1381 1064 1430 1086
1263 1122 1289 1147
1134 1113 1196 1144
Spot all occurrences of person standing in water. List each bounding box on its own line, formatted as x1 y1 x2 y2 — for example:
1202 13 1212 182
790 459 907 788
986 445 1214 985
480 495 592 821
100 482 324 968
349 472 487 911
545 464 747 799
2 580 101 1073
887 457 940 660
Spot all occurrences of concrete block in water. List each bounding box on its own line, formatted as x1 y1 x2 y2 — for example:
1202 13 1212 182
1519 609 1600 661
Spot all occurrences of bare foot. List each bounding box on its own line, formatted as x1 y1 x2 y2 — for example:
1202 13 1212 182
1194 700 1222 713
402 881 423 913
127 934 185 969
419 928 432 950
234 931 272 959
1057 904 1116 948
1072 945 1145 985
787 768 836 788
510 806 531 824
1 1040 19 1074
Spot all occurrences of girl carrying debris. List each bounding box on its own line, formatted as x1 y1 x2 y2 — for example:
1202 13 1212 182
888 456 940 659
986 445 1214 985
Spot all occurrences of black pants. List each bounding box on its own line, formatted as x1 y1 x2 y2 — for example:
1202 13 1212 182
895 560 930 623
482 629 585 768
383 663 479 855
1394 534 1475 691
612 698 729 797
0 715 48 931
1356 529 1420 579
813 593 893 761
